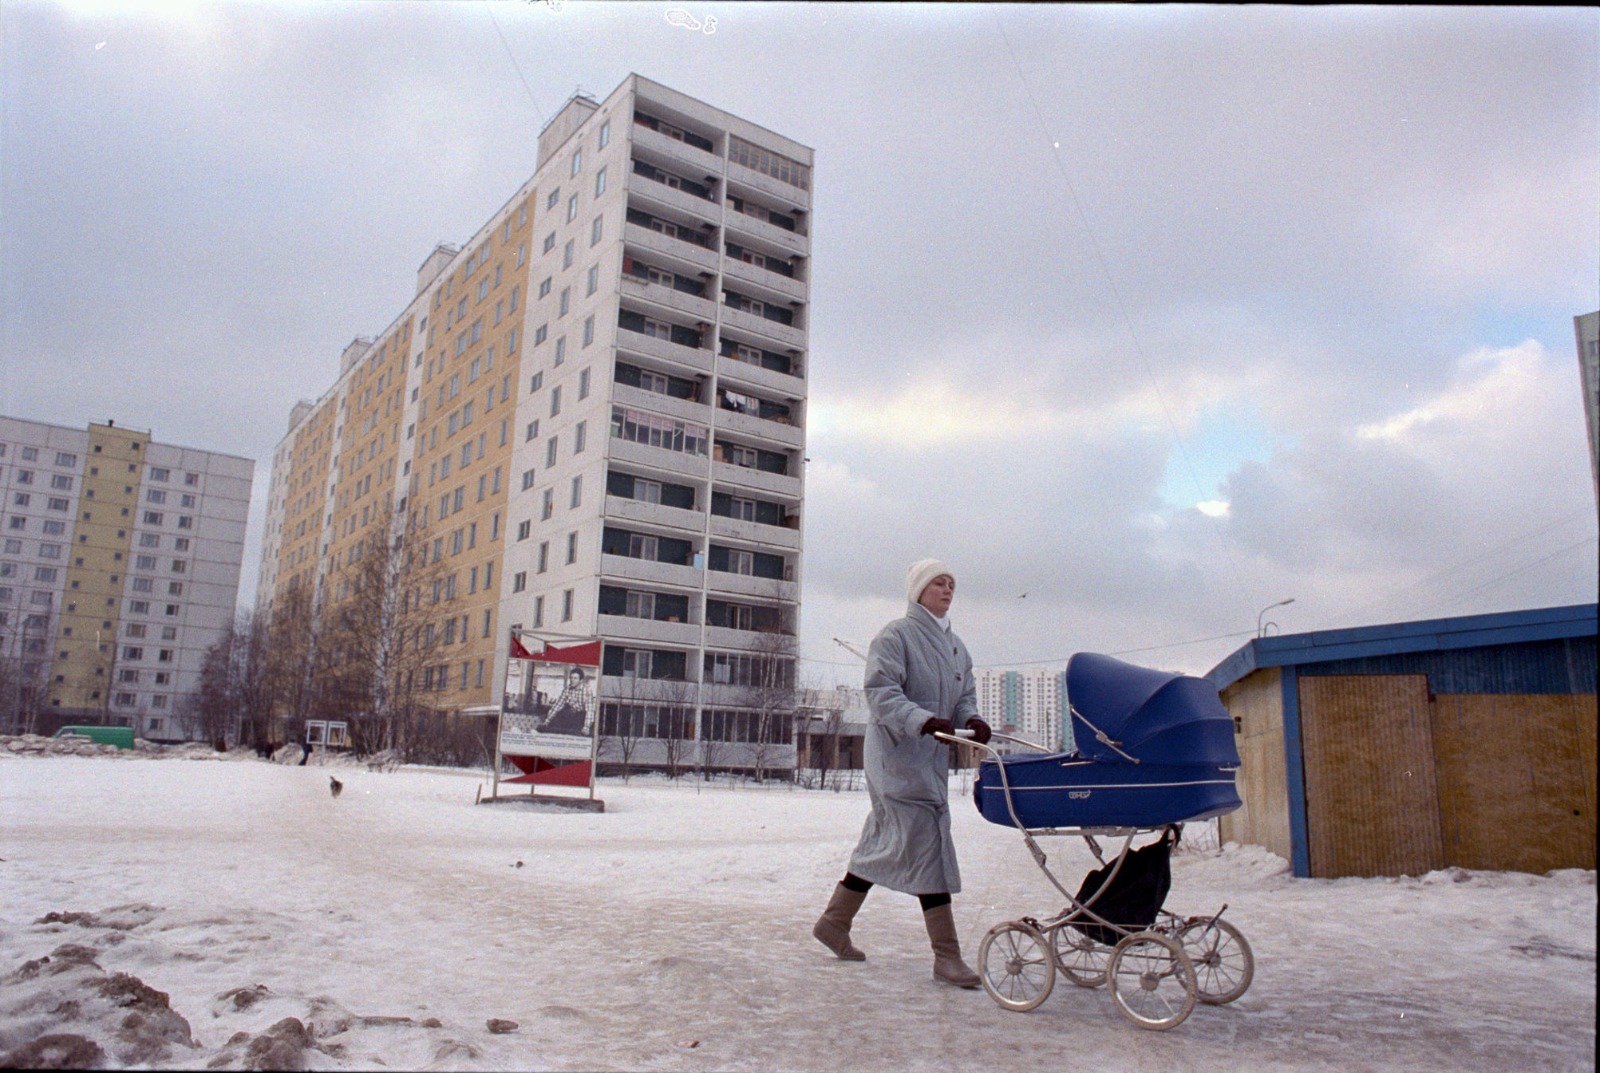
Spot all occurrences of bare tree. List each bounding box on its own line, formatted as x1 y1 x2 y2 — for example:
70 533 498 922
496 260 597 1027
741 602 798 783
186 610 277 750
0 600 50 736
598 679 645 781
656 676 699 781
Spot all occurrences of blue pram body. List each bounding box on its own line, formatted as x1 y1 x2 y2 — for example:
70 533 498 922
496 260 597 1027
975 653 1242 830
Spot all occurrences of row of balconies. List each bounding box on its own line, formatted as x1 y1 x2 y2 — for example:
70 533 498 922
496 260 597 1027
630 112 811 215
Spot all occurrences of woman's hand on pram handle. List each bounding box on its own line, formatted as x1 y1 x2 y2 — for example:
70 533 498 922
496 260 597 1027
965 718 993 745
921 717 957 737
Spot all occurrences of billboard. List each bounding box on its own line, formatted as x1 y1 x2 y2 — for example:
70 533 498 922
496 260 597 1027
494 635 602 797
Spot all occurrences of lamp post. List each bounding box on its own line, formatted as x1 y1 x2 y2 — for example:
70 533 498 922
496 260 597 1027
1257 598 1295 638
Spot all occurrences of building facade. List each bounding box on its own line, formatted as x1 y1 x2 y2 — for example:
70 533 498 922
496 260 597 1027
0 416 253 741
1575 310 1599 513
255 75 812 773
974 666 1069 752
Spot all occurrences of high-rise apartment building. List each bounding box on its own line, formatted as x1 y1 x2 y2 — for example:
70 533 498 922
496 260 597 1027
1575 311 1599 514
0 416 253 740
256 76 812 772
974 666 1070 752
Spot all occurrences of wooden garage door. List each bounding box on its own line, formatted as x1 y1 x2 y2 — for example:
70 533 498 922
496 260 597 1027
1298 675 1445 878
1431 693 1598 873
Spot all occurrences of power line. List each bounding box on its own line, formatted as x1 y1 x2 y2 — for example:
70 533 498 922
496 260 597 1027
990 11 1254 616
483 2 547 126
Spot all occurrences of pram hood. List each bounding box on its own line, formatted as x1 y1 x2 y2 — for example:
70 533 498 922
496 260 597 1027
1065 652 1239 766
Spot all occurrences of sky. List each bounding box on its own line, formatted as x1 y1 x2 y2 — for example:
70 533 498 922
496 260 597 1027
2 754 1596 1070
2 2 1596 687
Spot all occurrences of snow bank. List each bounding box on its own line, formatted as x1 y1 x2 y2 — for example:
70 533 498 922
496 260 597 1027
0 756 1592 1071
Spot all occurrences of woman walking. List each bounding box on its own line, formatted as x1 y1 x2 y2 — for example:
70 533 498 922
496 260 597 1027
812 559 992 987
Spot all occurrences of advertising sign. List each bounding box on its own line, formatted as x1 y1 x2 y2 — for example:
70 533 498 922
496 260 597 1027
494 635 602 797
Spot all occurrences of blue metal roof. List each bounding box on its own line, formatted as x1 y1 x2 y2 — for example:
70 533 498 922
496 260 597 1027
1206 603 1598 693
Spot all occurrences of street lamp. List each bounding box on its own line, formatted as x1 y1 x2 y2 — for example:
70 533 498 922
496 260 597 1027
1257 598 1295 638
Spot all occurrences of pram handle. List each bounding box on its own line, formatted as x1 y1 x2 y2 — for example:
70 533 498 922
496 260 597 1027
932 730 1051 758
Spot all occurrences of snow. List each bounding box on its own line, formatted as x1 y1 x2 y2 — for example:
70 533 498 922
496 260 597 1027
0 751 1593 1072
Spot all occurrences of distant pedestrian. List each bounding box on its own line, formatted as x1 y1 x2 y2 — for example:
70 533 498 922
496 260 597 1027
300 741 312 766
811 559 992 988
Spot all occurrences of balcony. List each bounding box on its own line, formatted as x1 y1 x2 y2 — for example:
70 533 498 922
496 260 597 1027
608 437 711 481
624 222 718 274
702 624 793 651
726 159 811 213
710 460 801 498
614 328 713 375
715 353 806 396
721 305 806 350
620 275 718 324
723 206 808 258
627 171 719 225
633 125 724 182
599 613 703 648
714 407 804 450
704 569 799 602
723 255 806 304
709 513 801 551
603 494 705 534
600 552 703 590
612 383 709 425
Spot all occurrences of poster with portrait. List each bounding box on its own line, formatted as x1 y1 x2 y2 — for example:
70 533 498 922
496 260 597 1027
499 636 601 765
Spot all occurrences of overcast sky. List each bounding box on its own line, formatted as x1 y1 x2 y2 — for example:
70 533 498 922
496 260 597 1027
3 2 1596 687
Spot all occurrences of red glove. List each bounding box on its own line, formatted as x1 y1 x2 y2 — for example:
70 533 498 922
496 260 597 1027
920 717 956 737
965 718 992 745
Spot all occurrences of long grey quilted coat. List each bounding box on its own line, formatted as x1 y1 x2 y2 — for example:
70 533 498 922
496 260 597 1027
846 602 980 895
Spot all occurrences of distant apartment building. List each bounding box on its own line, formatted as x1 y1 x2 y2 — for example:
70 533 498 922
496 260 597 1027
1575 311 1599 513
975 666 1070 752
0 416 253 740
255 75 812 773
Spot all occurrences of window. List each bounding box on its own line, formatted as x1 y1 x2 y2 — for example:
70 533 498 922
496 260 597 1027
567 194 578 222
546 437 559 467
558 288 570 317
547 187 560 210
578 368 591 399
534 595 545 628
590 214 604 246
513 571 527 593
571 149 582 176
522 469 536 491
50 474 72 490
586 265 598 296
570 476 582 509
543 231 556 254
595 167 607 197
538 541 549 572
517 519 531 540
150 467 169 481
55 452 77 467
551 386 562 418
627 533 658 560
573 421 587 454
610 407 709 457
582 315 595 347
526 419 541 441
598 120 610 149
539 276 552 298
625 591 655 619
566 531 578 564
562 589 574 622
541 489 554 521
554 337 566 364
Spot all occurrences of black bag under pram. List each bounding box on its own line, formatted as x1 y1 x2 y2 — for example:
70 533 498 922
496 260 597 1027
1070 828 1176 946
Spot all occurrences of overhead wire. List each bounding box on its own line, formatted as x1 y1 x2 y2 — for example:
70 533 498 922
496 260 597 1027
990 10 1255 618
484 1 548 126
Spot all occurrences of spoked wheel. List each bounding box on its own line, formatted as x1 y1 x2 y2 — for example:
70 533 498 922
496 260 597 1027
1175 916 1254 1005
1106 931 1197 1031
1050 922 1111 988
978 921 1056 1012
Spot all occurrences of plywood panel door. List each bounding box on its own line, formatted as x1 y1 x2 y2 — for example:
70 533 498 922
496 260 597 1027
1298 675 1445 878
1431 694 1597 873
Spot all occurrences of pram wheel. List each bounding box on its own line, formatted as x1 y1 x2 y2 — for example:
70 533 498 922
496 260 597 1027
1050 923 1110 988
978 921 1056 1012
1106 932 1196 1031
1175 916 1253 1005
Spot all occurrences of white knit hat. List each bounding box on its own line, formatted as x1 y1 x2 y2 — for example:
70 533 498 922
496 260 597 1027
906 558 955 604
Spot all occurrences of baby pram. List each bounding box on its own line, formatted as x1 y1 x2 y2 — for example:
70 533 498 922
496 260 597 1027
941 652 1254 1030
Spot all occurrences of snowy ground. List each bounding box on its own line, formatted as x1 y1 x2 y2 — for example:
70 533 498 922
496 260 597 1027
0 752 1593 1072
